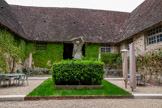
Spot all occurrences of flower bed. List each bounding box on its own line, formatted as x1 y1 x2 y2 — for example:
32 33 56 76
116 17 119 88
136 49 162 83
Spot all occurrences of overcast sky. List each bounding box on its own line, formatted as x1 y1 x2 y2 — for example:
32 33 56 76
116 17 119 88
6 0 145 12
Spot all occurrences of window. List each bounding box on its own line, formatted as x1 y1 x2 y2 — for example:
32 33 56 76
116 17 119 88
157 34 162 42
100 44 111 53
147 25 162 45
36 44 47 50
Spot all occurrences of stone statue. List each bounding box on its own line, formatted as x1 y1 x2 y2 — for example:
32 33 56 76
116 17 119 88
71 37 84 60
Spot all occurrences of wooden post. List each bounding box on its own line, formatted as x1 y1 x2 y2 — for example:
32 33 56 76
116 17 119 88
29 53 32 69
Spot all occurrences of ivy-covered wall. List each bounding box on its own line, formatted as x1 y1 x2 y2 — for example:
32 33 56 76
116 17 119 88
0 27 27 73
26 43 63 68
101 53 122 69
0 26 64 72
2 26 120 72
85 44 99 60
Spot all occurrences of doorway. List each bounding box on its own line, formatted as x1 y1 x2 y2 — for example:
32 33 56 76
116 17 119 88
63 43 85 60
63 43 74 59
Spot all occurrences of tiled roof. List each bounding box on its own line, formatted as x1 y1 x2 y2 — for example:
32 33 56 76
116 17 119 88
119 0 162 41
10 5 129 43
0 0 26 38
1 0 162 43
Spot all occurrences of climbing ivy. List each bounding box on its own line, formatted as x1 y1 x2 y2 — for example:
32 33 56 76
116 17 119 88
26 43 36 56
47 43 63 63
101 53 122 69
33 50 48 68
0 47 6 72
85 44 99 60
19 40 27 63
32 43 63 68
0 27 27 72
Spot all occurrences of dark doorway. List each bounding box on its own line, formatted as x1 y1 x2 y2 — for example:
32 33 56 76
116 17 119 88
63 43 74 59
63 43 85 60
82 44 85 57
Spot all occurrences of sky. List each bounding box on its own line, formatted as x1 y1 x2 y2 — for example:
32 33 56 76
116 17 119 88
5 0 145 12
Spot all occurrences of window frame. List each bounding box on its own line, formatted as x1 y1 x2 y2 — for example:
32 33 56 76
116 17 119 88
36 43 47 50
100 44 111 54
147 25 162 45
147 32 162 45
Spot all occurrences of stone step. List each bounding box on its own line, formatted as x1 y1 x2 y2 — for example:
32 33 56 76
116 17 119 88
0 95 25 101
133 94 162 99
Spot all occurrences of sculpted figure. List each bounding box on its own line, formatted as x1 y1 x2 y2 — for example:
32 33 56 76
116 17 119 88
71 37 84 60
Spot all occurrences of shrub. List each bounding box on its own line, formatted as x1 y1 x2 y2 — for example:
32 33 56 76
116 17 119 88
101 53 122 69
52 60 104 85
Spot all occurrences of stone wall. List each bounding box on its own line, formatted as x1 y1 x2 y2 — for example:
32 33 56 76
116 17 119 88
146 43 162 53
133 34 162 84
120 33 162 55
137 66 162 84
132 33 162 55
111 45 119 54
133 34 145 56
119 33 162 84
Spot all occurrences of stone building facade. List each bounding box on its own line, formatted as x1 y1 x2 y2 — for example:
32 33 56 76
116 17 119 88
119 23 162 83
119 22 162 56
0 0 162 83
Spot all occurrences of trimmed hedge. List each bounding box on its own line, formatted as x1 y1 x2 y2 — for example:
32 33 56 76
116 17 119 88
52 60 104 85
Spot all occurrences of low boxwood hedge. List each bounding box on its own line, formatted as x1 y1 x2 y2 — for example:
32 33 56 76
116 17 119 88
52 60 104 85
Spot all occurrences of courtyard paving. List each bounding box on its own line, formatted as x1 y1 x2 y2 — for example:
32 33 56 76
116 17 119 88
0 99 162 108
0 77 162 96
107 80 162 94
0 77 162 108
0 77 48 95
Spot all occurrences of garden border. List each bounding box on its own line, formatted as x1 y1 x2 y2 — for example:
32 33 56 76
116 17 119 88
1 94 162 101
54 85 103 89
24 95 134 101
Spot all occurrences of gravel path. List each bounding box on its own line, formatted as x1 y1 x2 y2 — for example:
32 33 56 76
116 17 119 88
0 79 45 95
108 80 162 94
0 78 162 108
1 78 162 95
0 99 162 108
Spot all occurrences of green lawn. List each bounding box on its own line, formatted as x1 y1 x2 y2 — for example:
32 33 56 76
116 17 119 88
27 78 131 96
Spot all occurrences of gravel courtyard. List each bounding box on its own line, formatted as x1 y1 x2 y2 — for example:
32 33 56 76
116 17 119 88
1 77 162 95
0 77 47 95
108 80 162 94
0 78 162 108
0 99 162 108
